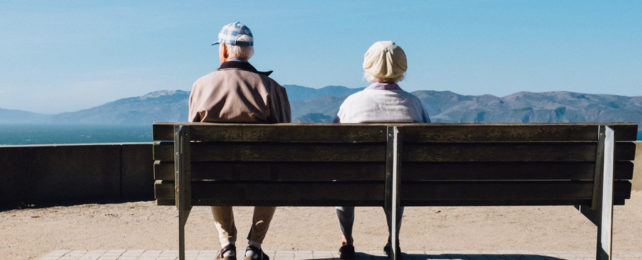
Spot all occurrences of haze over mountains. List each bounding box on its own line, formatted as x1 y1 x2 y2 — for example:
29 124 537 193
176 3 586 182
2 85 642 131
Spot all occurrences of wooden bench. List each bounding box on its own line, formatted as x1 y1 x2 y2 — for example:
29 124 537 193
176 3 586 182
153 122 637 260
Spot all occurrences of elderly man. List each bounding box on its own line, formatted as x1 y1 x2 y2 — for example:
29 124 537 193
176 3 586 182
189 22 291 260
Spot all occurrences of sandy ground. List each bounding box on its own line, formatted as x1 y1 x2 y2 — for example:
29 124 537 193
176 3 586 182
1 192 642 260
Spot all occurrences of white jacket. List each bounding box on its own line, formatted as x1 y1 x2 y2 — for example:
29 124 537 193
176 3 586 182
337 84 429 123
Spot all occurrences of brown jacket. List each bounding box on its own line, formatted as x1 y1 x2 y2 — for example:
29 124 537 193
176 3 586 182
189 61 291 123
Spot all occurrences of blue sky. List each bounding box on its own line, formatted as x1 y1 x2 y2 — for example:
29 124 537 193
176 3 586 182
1 0 641 114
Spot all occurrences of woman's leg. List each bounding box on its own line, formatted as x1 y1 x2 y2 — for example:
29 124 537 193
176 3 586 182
335 206 355 245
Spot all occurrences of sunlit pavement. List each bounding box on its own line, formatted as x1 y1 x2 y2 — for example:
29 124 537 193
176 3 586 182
38 249 642 260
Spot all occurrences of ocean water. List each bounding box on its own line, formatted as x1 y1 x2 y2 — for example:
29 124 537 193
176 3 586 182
0 124 152 145
0 124 640 145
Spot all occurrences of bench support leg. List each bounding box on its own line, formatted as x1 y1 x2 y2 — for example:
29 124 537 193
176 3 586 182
577 125 614 260
385 126 402 260
175 125 193 260
595 126 615 260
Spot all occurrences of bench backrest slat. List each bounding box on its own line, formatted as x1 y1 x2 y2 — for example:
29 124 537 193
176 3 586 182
154 161 634 181
154 142 386 162
154 142 636 162
153 123 638 142
401 124 638 142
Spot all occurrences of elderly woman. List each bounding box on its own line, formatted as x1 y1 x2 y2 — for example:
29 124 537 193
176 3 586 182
335 41 429 259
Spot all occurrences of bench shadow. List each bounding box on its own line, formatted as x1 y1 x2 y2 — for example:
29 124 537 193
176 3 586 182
312 252 565 260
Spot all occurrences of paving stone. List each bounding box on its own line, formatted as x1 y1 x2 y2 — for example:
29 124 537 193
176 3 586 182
160 250 179 257
140 250 163 257
61 252 87 259
311 250 336 259
139 257 162 260
294 250 314 260
196 250 218 260
102 249 126 257
263 250 277 259
80 250 105 260
97 256 120 260
157 257 178 260
43 250 71 258
275 250 296 260
121 249 145 257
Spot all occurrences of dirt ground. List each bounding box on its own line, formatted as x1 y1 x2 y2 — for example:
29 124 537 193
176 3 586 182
1 192 641 260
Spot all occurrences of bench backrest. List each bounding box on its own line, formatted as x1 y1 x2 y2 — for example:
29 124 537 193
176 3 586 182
153 123 637 207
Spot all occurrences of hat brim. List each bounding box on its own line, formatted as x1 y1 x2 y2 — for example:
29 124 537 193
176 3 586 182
211 41 253 47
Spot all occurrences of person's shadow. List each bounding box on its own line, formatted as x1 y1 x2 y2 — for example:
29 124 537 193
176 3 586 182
313 252 565 259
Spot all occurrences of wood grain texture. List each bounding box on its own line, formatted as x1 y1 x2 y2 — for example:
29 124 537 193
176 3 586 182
155 181 385 206
401 181 632 206
154 123 387 142
400 124 637 142
154 141 636 162
403 142 596 162
154 161 385 181
402 161 634 181
153 161 633 181
154 142 386 162
153 123 638 142
403 142 636 162
154 180 631 206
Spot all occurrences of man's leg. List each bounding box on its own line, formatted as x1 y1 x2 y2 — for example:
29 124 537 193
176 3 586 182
245 206 276 260
212 206 238 248
246 206 276 244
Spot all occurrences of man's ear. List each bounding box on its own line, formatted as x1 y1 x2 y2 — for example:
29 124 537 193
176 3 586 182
222 44 229 59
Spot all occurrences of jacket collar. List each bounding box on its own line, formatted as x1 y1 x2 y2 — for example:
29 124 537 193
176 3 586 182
218 61 273 76
365 82 401 90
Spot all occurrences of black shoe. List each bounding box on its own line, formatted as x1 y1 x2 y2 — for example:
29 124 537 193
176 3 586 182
217 244 237 260
244 245 269 260
383 243 402 259
339 244 356 259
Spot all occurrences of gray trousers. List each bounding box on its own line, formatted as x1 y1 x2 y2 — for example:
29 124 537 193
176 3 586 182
335 206 404 244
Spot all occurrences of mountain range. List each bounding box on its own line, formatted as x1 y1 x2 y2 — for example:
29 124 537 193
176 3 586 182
2 85 642 132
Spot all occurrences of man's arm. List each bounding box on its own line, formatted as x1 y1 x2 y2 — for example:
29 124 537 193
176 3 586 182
279 86 292 123
272 84 291 123
188 82 201 122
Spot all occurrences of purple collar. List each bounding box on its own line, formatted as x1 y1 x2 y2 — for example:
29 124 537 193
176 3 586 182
365 82 401 90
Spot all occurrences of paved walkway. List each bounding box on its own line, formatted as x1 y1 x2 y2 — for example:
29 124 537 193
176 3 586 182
38 249 642 260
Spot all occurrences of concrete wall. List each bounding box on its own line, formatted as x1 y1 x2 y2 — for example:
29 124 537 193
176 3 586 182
0 143 153 208
633 141 642 191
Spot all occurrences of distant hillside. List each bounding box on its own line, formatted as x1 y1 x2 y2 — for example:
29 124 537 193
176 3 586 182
50 90 189 124
1 86 641 135
284 85 361 101
417 90 642 124
0 108 48 123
